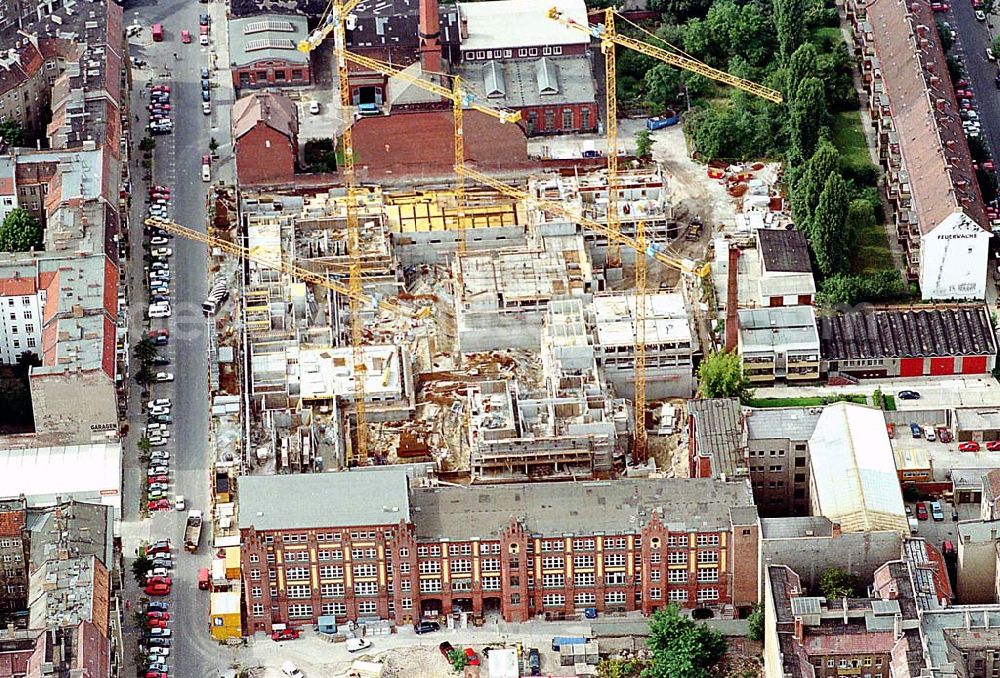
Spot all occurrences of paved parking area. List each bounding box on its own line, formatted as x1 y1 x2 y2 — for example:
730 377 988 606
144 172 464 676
296 88 343 142
892 431 1000 480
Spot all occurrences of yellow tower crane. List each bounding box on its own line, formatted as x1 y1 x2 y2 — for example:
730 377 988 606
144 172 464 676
145 217 421 466
296 0 373 462
548 6 782 460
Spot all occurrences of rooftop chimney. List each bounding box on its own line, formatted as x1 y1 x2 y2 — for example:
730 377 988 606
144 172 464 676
419 0 441 73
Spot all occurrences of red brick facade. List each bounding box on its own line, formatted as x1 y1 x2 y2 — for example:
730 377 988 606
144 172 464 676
241 513 754 633
521 102 597 136
232 60 311 92
234 124 297 186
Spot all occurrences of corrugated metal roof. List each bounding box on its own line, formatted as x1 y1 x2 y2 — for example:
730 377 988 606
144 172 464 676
484 60 505 98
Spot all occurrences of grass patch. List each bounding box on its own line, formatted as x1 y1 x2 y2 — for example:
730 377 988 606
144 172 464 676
853 211 894 275
882 395 896 411
746 394 869 408
810 26 842 45
831 111 871 172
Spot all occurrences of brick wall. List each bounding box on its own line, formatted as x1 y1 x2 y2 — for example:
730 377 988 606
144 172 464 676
235 125 296 186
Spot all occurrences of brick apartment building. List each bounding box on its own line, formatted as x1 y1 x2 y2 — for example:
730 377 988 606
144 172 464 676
232 91 299 186
238 470 760 633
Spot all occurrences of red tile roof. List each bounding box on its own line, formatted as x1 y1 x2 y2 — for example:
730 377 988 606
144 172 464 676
0 507 25 536
0 276 38 296
102 258 118 321
867 0 987 232
101 315 116 380
923 542 954 603
352 109 531 177
805 631 896 655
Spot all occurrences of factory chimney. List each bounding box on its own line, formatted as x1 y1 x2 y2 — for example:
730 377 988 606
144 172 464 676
419 0 441 73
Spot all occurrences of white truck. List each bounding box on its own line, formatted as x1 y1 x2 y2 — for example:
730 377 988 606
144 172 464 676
184 510 203 552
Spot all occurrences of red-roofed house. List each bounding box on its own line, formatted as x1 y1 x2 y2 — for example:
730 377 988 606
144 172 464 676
848 0 991 300
231 91 299 185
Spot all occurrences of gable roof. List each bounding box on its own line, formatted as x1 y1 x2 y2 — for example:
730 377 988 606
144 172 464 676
232 91 298 141
757 228 811 273
866 0 986 232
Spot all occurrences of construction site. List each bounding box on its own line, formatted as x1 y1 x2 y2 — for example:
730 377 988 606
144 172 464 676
159 0 797 487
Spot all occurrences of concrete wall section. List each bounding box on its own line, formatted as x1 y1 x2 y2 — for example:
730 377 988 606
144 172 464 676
761 530 902 592
30 371 118 446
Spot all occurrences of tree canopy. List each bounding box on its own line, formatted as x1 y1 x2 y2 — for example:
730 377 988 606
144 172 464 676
645 604 727 678
0 208 42 252
819 567 860 600
697 351 752 401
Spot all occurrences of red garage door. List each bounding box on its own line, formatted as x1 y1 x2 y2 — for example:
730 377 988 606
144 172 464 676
929 357 955 375
962 356 988 374
899 357 924 377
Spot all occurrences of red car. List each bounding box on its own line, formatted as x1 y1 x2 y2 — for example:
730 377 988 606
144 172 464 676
145 582 170 596
960 441 981 452
915 502 928 520
956 89 973 98
181 30 192 43
147 611 170 621
956 78 970 87
147 673 168 678
151 85 170 92
148 499 171 511
147 618 167 629
986 441 1000 451
148 329 168 339
147 576 172 586
931 2 949 10
271 628 300 641
464 648 480 666
148 475 168 484
145 540 170 555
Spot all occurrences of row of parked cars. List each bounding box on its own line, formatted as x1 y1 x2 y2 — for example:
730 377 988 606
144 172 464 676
148 83 172 135
139 541 174 678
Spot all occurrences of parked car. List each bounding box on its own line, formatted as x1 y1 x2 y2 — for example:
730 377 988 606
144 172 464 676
199 13 209 25
154 372 174 382
202 101 212 115
147 398 171 409
148 499 170 511
910 422 922 438
915 502 928 520
438 641 455 657
923 425 936 441
147 628 171 638
528 648 541 676
147 465 169 476
416 621 440 635
147 576 171 586
145 582 170 596
148 601 169 612
959 441 981 452
180 30 192 43
347 638 372 652
898 390 921 400
149 415 172 424
146 540 170 555
147 637 171 647
464 648 480 666
175 495 186 510
987 47 996 61
271 628 300 641
930 501 945 521
152 247 172 258
281 661 304 678
147 618 167 629
931 2 949 10
147 645 170 656
309 101 321 115
147 611 170 621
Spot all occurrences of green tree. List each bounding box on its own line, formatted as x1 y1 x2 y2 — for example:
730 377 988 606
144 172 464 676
139 135 156 152
137 436 152 456
598 658 646 678
775 0 809 61
793 140 841 234
810 173 851 277
786 43 820 100
447 649 469 672
697 351 752 401
0 121 24 147
643 63 682 111
209 137 219 153
133 338 160 366
993 34 1000 57
131 554 154 585
819 567 858 600
635 129 654 160
0 208 42 252
135 365 155 386
645 604 727 678
817 270 906 306
788 77 827 165
747 603 764 642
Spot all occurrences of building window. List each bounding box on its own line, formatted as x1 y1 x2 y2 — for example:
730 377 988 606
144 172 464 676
401 597 412 610
604 553 626 567
542 594 565 607
275 70 286 81
575 592 596 605
542 556 563 569
288 584 311 599
418 561 441 574
605 572 627 585
355 581 378 596
518 48 527 57
667 552 687 565
250 568 260 581
553 46 562 55
419 579 442 593
320 583 344 597
249 554 259 563
668 589 688 602
322 602 347 616
562 108 573 129
605 591 626 604
543 46 552 55
354 564 377 578
573 555 595 568
286 567 309 580
358 600 377 614
529 48 538 56
697 569 719 582
292 69 304 80
451 560 472 574
400 579 411 591
319 565 343 579
667 535 688 547
573 539 595 551
650 569 661 582
574 571 595 586
696 551 719 564
288 604 313 618
650 588 661 599
252 603 264 616
482 576 501 591
256 71 268 81
481 558 500 572
667 570 688 583
696 534 720 547
251 586 262 598
697 588 719 602
542 574 564 588
541 540 563 552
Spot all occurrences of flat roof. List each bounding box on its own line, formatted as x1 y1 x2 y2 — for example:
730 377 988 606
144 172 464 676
458 0 589 51
458 55 596 108
760 516 834 540
757 228 812 273
746 407 821 442
687 399 744 479
229 15 309 67
954 407 1000 432
738 306 819 353
0 443 121 506
592 292 693 348
237 469 411 531
409 478 754 540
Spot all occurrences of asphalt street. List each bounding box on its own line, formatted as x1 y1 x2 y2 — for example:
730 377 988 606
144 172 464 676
946 1 1000 171
120 0 236 675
